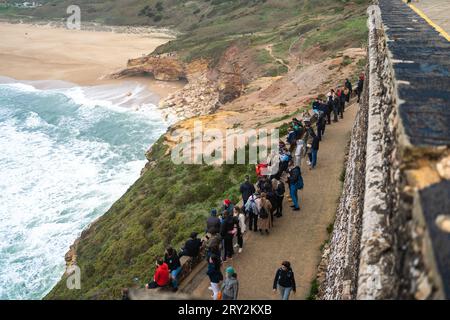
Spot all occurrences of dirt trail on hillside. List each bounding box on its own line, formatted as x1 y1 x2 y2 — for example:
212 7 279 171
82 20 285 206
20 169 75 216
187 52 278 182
265 44 291 72
185 102 358 300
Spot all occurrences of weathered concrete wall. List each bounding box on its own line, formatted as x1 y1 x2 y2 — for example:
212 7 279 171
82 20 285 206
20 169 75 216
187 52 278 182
319 0 449 300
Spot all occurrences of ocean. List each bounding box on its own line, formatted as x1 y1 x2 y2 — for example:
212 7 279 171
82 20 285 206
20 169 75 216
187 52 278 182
0 77 168 299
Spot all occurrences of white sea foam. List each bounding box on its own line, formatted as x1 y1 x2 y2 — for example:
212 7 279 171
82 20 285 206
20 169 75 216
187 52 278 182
0 79 168 299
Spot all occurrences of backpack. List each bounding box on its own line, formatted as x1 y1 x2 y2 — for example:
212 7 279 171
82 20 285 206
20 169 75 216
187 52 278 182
276 182 285 197
259 204 269 219
297 174 304 190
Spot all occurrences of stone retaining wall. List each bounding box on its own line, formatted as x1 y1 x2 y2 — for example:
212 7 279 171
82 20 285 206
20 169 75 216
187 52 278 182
319 1 449 300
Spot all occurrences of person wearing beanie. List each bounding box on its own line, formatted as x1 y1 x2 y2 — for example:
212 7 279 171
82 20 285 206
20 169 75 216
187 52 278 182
222 199 234 216
221 266 239 300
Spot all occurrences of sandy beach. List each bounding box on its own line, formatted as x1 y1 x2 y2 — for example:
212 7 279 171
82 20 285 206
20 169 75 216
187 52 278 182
0 22 184 98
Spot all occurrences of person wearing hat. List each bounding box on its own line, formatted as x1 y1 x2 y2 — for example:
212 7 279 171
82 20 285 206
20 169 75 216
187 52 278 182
179 232 203 258
222 199 234 216
221 266 239 300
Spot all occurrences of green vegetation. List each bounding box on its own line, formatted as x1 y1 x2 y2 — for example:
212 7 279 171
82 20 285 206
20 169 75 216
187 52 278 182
45 137 256 299
278 123 291 137
342 55 353 66
265 108 303 125
1 0 370 70
306 278 319 300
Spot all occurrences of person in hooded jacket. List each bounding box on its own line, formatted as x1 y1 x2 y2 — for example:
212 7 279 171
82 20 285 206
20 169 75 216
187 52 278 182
273 261 297 300
146 258 170 289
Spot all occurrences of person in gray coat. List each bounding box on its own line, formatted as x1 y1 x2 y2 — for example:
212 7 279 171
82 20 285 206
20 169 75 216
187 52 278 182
221 266 239 300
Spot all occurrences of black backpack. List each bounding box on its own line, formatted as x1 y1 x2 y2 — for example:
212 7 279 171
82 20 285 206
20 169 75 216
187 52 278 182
259 205 269 219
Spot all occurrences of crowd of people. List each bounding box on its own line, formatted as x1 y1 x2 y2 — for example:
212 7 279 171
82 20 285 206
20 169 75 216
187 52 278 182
143 74 365 300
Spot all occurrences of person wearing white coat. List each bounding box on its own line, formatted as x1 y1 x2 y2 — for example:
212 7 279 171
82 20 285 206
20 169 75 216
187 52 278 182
294 139 305 168
233 206 246 253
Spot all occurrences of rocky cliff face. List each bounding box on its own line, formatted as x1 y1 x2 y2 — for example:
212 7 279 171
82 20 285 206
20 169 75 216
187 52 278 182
160 46 246 120
113 46 246 121
112 55 186 81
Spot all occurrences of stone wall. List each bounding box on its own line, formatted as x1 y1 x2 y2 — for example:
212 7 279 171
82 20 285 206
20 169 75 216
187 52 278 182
318 67 368 300
319 1 449 300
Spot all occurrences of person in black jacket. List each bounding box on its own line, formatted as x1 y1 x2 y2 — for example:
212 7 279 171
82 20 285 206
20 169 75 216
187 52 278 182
206 209 221 235
345 78 353 98
287 161 301 211
274 178 285 218
240 175 256 211
326 93 333 125
306 128 320 169
164 247 182 291
273 261 296 300
357 74 364 103
338 88 346 119
179 232 203 258
220 211 235 262
333 91 340 122
207 254 223 300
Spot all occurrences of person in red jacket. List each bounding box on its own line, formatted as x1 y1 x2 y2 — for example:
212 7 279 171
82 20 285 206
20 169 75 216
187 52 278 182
146 258 170 289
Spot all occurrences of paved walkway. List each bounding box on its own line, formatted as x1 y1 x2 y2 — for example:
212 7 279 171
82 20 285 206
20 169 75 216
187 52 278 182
412 0 450 36
183 102 358 300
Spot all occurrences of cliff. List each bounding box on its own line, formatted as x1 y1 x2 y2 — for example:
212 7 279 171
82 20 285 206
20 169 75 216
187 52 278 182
45 0 371 300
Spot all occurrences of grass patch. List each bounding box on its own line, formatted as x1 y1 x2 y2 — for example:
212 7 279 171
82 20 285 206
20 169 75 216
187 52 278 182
45 138 257 299
306 278 319 300
339 167 346 183
342 55 353 66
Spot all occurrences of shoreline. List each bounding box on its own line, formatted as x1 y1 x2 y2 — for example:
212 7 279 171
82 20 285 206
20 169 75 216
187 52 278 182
0 22 185 100
0 21 185 300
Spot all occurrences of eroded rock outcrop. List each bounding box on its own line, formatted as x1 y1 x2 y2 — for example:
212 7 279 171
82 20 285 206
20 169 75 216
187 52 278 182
113 55 186 81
